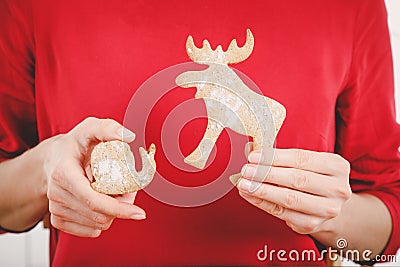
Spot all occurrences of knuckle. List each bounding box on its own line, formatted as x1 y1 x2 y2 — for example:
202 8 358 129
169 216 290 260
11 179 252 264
295 150 310 169
334 183 352 200
333 154 351 174
50 215 64 230
325 200 342 218
99 118 115 129
48 202 60 216
47 187 63 203
71 117 98 139
50 167 64 185
303 218 320 233
115 209 126 219
49 166 73 193
97 118 120 141
291 170 308 189
283 191 300 208
252 183 267 198
94 222 106 231
269 203 285 217
46 188 55 201
83 117 98 125
341 160 351 175
251 195 263 205
101 221 113 231
309 217 322 229
85 198 98 212
291 218 321 234
57 134 74 149
325 204 341 218
92 213 107 224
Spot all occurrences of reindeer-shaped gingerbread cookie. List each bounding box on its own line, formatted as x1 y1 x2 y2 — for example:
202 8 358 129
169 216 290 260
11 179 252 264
176 29 286 177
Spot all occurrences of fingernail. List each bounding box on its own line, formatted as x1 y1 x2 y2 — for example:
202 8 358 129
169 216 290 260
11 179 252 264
244 142 253 157
118 127 136 141
241 164 255 178
238 178 251 192
248 151 262 163
130 213 146 220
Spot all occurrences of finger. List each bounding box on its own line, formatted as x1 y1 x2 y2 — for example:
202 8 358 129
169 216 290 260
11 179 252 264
241 164 340 197
48 182 114 227
49 201 113 231
50 215 102 238
48 187 113 226
239 192 325 234
51 156 146 220
70 117 136 145
248 149 350 176
237 179 341 218
244 142 253 158
65 166 146 220
239 191 285 217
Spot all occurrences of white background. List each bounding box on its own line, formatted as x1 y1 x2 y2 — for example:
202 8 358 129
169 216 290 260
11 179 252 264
0 1 399 266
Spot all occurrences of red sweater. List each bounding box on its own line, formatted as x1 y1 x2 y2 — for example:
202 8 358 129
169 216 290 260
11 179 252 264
1 0 399 266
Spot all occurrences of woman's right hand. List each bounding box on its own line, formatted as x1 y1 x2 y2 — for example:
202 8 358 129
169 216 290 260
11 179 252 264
44 117 146 238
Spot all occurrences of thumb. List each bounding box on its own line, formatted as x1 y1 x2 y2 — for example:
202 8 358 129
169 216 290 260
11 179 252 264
69 117 136 145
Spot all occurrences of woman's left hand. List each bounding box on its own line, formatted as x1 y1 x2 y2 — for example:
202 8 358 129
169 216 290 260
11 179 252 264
237 148 352 234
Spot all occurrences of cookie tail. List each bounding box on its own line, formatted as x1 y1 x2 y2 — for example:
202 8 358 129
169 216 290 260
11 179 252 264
134 144 156 188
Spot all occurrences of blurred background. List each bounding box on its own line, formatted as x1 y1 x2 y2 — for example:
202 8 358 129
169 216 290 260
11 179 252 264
0 1 399 266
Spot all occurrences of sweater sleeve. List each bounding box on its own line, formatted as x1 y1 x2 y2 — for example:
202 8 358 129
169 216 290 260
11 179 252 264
0 0 37 165
336 0 400 257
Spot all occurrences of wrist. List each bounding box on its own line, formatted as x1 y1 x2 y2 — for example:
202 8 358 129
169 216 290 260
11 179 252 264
313 217 344 247
26 136 63 199
311 198 350 248
0 137 55 231
21 147 47 200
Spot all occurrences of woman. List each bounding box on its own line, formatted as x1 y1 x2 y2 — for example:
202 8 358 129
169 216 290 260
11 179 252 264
0 0 399 266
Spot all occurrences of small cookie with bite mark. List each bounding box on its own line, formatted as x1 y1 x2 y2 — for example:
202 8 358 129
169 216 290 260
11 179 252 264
90 140 156 195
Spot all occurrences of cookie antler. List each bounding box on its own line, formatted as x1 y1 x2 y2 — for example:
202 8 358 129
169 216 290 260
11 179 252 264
185 29 254 65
